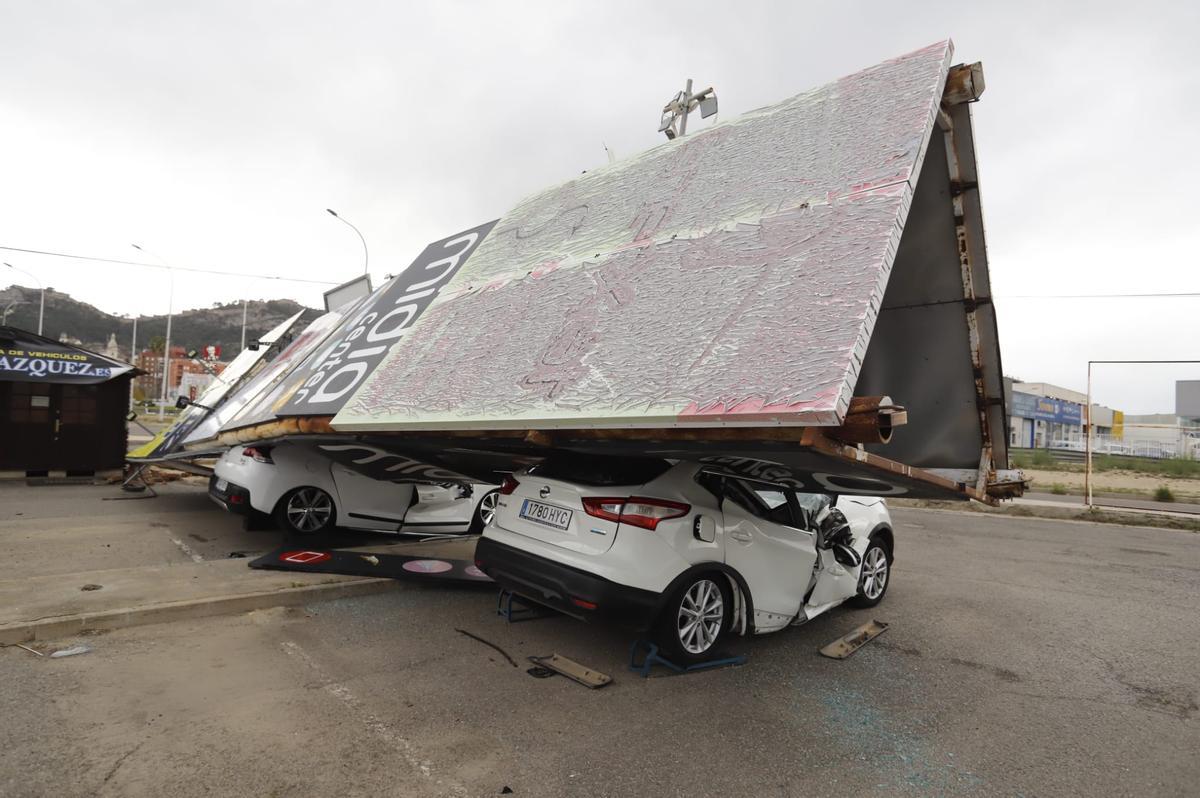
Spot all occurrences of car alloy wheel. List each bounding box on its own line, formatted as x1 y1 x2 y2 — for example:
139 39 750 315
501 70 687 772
478 490 499 527
860 545 889 600
285 488 334 533
677 578 725 655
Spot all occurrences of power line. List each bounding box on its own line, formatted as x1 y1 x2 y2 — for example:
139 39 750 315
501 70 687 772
0 245 341 286
1001 292 1200 299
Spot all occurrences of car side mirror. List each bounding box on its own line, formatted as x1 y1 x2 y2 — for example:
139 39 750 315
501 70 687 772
126 411 138 422
175 396 191 409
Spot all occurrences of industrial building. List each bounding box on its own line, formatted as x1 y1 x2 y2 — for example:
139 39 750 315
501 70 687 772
1008 378 1198 460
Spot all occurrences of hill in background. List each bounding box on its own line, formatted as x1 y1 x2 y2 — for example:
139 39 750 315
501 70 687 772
0 284 314 361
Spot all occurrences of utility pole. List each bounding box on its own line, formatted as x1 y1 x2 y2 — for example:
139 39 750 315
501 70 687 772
130 315 138 411
241 299 248 351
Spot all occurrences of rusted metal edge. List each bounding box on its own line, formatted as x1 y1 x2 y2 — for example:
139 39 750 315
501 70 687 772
943 62 985 106
192 396 911 451
828 395 908 445
194 416 337 450
938 62 997 495
801 428 990 503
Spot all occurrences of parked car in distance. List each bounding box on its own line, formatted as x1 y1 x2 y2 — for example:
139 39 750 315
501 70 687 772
209 441 498 537
475 455 893 664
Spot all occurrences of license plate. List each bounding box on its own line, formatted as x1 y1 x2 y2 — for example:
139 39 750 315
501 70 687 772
520 499 573 530
215 478 228 492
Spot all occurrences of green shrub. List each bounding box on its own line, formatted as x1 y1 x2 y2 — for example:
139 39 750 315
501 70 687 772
1154 485 1176 503
1050 483 1068 495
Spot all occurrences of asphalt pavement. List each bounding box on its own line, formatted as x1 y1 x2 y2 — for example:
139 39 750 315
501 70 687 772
1 502 1197 797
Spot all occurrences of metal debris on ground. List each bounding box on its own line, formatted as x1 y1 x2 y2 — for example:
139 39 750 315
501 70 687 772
819 620 889 659
526 654 612 689
49 644 92 658
455 628 517 667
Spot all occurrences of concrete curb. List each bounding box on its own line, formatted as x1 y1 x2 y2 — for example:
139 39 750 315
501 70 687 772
0 577 402 646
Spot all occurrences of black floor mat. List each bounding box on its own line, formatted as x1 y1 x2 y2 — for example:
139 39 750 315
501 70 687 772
249 545 493 585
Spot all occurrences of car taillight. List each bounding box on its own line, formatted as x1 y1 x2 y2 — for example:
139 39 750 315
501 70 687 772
580 497 625 523
499 475 520 495
582 496 690 530
242 446 273 464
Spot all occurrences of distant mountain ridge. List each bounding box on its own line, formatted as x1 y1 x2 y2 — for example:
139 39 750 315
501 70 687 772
0 284 314 360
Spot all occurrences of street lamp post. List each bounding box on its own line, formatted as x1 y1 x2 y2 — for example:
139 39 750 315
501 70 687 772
129 314 138 411
326 209 369 275
133 244 174 419
3 262 44 334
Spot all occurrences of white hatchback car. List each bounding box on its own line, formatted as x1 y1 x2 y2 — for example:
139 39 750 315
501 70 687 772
209 441 498 537
475 455 893 664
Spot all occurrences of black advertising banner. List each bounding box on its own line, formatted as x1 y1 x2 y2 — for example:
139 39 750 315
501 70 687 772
276 219 497 417
0 327 134 384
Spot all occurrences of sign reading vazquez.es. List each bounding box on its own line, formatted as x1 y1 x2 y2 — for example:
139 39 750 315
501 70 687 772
0 335 133 385
276 219 497 417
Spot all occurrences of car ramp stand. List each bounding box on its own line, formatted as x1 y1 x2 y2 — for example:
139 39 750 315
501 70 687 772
628 640 747 678
496 589 552 623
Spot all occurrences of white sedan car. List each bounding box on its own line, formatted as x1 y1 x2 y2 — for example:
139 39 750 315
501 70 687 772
475 456 893 664
209 441 498 537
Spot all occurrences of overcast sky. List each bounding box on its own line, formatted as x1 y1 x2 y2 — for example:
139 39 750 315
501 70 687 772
2 1 1197 413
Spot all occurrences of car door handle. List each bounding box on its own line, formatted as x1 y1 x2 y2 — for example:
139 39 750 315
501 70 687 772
729 530 752 542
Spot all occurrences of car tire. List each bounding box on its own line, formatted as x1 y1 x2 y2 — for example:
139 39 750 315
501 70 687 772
653 573 733 666
469 489 500 534
849 536 891 608
275 486 337 535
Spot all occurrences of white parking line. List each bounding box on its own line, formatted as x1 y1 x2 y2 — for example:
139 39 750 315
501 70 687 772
168 534 205 563
279 639 467 797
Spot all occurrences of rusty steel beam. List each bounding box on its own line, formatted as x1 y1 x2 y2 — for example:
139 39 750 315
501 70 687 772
827 396 908 445
802 428 990 503
943 62 985 106
938 64 995 495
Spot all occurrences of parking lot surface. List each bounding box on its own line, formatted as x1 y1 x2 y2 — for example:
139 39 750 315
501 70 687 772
1 490 1197 797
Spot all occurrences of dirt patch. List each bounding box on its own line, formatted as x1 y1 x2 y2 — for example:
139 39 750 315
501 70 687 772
891 498 1200 533
1023 468 1200 500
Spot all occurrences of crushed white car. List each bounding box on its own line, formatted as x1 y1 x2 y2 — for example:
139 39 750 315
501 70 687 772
209 441 497 537
475 455 893 663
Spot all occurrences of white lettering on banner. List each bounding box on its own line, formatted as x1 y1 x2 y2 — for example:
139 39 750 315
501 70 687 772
317 444 471 483
0 355 106 379
406 235 478 292
283 220 495 410
309 361 369 404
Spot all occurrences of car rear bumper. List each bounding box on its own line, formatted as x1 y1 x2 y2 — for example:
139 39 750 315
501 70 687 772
208 474 252 515
474 536 661 630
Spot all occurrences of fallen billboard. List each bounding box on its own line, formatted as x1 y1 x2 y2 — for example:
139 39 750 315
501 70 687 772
194 41 1017 500
127 310 305 461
